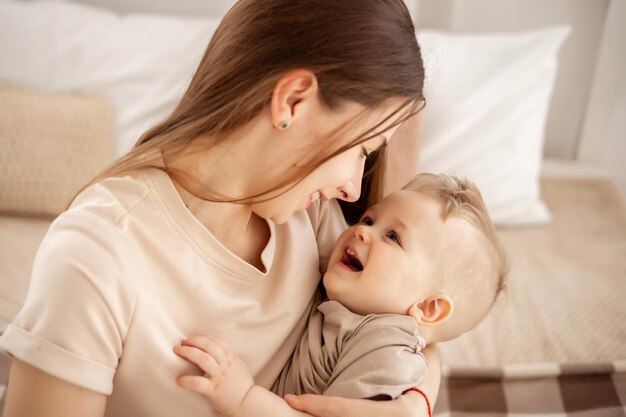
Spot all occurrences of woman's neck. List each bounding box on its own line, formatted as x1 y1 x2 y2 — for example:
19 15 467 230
172 178 271 271
167 112 295 201
164 118 282 270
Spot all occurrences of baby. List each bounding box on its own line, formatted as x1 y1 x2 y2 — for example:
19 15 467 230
174 173 508 417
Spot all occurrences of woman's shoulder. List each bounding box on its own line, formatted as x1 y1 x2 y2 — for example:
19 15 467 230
42 169 160 266
67 169 154 226
32 174 149 301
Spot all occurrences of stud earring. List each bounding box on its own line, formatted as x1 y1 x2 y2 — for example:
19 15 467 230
277 121 289 130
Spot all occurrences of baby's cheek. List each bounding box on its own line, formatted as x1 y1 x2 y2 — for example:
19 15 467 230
323 271 348 303
322 271 338 295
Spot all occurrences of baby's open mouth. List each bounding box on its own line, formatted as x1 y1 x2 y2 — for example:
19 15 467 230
341 248 363 271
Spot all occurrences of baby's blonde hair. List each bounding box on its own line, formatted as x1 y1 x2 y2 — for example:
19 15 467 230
403 173 508 339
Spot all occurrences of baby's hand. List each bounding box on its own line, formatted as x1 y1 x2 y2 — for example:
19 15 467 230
174 335 255 417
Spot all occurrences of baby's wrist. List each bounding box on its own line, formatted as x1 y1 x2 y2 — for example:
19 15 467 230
231 383 259 417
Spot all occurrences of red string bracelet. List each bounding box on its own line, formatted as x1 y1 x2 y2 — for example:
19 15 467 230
406 387 432 417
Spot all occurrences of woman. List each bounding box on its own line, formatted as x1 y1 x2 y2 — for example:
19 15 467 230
0 0 439 416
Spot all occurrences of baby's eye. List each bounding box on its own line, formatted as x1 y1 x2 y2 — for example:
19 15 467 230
386 231 401 245
359 216 374 226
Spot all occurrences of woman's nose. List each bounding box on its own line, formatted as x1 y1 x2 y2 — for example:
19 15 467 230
353 224 371 243
337 180 361 202
337 159 365 202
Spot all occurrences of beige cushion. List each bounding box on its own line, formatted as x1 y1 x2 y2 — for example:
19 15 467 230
0 83 113 216
0 216 53 333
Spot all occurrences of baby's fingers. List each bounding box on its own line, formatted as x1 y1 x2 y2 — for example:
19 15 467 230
174 345 219 376
177 375 215 395
183 336 228 364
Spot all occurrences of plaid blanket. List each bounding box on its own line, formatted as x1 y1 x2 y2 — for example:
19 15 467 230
0 353 7 413
1 354 624 416
435 361 626 416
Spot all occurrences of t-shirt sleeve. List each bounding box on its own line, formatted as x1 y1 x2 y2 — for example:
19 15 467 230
0 212 137 395
323 315 428 400
306 199 348 274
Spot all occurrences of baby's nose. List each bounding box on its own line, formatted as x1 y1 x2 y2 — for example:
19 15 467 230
354 225 371 243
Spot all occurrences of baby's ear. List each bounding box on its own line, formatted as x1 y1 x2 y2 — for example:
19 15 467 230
408 293 454 326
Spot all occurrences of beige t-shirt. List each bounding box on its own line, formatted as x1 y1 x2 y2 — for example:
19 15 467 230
0 168 347 417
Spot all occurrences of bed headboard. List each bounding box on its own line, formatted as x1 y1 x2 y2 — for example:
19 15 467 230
70 0 236 17
48 0 625 168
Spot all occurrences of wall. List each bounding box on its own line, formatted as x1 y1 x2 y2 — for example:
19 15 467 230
416 0 609 160
578 0 626 196
602 82 626 195
73 0 235 16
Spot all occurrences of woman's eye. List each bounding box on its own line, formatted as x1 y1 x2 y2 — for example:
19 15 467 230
359 216 374 226
386 231 401 245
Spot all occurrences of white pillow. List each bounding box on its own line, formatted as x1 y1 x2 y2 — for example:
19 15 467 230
417 27 570 226
0 0 218 156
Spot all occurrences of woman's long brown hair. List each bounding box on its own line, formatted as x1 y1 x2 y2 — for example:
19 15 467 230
69 0 425 212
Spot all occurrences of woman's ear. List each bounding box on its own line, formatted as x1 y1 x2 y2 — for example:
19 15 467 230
270 69 318 129
408 293 454 327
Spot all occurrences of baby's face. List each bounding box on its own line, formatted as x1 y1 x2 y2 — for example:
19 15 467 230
324 190 455 316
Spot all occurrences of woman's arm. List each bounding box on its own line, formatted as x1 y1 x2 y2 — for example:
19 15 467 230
3 358 107 417
284 344 441 417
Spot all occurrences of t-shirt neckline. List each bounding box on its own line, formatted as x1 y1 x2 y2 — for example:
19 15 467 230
145 167 277 280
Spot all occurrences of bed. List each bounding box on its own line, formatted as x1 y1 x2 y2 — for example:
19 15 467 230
434 163 626 415
1 0 625 415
